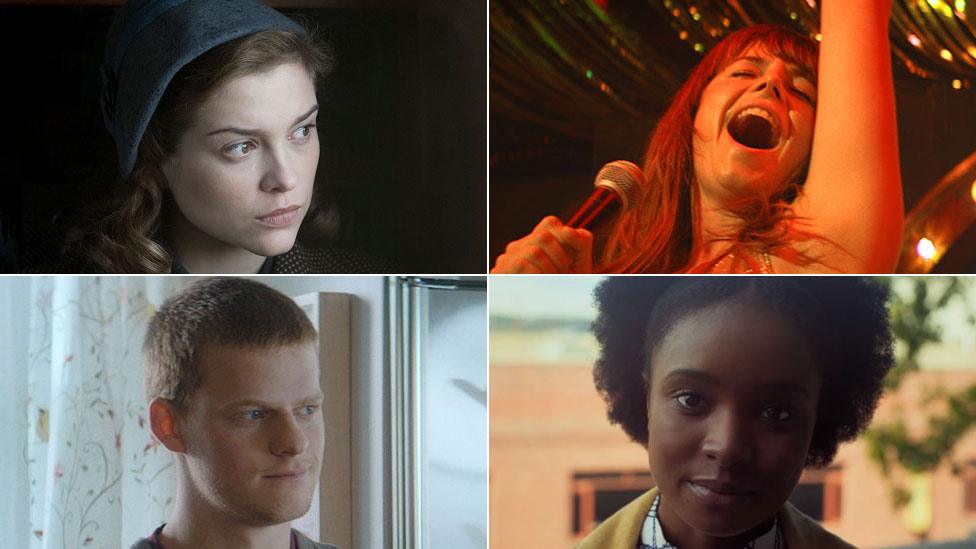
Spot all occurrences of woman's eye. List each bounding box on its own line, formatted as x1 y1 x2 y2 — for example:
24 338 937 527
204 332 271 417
761 406 792 422
225 141 257 158
291 124 316 141
675 392 705 410
790 87 814 103
732 70 756 78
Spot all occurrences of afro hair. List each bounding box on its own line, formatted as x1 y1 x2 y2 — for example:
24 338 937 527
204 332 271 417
592 276 893 467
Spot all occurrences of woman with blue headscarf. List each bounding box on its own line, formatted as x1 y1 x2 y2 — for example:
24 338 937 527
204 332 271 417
70 0 383 273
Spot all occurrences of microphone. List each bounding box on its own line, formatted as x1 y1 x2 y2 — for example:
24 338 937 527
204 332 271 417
565 160 645 229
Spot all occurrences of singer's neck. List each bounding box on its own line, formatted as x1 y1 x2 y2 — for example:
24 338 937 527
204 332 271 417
689 190 752 269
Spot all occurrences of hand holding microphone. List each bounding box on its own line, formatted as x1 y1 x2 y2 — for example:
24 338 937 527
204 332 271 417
491 161 646 274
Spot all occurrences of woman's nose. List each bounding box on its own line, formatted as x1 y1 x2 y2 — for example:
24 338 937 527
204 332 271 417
752 63 789 102
260 145 299 193
701 408 755 468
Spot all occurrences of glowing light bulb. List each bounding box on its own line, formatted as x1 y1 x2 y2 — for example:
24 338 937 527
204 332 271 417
970 179 976 202
953 79 963 89
814 33 823 42
941 49 954 61
908 34 922 47
916 238 937 260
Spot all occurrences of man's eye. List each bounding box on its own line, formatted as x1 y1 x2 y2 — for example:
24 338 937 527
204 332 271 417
242 410 264 421
301 405 320 415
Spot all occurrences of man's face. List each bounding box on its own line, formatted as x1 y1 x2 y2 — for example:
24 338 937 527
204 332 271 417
177 342 323 526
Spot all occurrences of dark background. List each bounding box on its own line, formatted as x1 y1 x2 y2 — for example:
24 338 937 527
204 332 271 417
490 4 976 273
0 0 486 273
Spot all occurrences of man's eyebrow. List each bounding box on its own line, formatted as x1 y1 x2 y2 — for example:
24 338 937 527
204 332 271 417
205 105 319 137
223 392 324 409
732 56 815 83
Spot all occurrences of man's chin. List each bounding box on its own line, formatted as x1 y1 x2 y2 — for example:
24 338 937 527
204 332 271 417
244 496 314 526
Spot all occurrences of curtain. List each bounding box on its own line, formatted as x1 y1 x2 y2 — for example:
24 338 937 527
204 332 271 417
1 276 183 549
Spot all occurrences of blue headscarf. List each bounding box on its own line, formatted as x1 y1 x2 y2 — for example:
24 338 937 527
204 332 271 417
100 0 303 176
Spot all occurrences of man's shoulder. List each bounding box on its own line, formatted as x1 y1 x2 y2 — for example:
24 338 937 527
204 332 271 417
129 529 338 549
129 537 154 549
293 528 339 549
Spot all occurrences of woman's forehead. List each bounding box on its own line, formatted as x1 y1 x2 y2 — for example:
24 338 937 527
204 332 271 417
648 299 821 390
191 62 317 134
721 43 816 83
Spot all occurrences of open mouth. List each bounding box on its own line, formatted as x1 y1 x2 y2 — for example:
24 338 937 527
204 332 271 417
727 107 780 150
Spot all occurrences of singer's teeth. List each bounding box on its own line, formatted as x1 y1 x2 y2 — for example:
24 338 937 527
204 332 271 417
728 107 779 150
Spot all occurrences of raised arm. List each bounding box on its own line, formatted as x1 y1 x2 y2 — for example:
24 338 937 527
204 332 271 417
792 0 903 272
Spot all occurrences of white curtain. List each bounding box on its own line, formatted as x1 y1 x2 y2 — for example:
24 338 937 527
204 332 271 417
0 276 184 549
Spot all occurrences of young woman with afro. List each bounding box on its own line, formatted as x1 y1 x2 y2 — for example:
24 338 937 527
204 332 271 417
577 276 893 549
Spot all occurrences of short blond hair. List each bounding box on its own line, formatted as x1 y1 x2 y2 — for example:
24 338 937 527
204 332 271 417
144 277 317 409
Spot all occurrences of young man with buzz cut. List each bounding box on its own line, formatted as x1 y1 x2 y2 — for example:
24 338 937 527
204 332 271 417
133 277 338 549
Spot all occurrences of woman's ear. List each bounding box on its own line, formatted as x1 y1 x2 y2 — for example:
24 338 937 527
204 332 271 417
149 397 187 453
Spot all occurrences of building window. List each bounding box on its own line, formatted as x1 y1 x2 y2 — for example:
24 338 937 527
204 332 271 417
788 466 842 522
964 460 976 513
572 471 655 537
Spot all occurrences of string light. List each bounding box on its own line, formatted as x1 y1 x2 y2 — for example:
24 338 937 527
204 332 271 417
971 180 976 203
916 238 937 260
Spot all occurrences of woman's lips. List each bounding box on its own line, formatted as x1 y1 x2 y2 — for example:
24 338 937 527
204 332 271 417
686 479 758 506
255 205 301 227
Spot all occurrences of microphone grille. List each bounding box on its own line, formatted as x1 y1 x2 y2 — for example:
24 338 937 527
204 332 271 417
594 160 645 212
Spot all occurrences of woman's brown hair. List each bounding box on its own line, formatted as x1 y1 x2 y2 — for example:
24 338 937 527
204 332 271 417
598 24 818 273
75 27 334 273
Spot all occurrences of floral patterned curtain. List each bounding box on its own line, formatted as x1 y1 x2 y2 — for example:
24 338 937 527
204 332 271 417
2 276 183 549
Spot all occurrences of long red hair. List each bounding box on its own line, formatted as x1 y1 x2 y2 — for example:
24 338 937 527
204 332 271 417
599 24 819 273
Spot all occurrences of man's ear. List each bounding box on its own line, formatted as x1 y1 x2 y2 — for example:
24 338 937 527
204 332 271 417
149 397 187 453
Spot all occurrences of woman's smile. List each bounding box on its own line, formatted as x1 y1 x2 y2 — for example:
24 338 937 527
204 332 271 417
685 478 760 507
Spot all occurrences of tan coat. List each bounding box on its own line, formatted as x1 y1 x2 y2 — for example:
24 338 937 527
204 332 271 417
574 488 855 549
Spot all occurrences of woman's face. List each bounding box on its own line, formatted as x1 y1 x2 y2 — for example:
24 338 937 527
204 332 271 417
162 62 319 258
646 297 821 542
692 45 816 206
